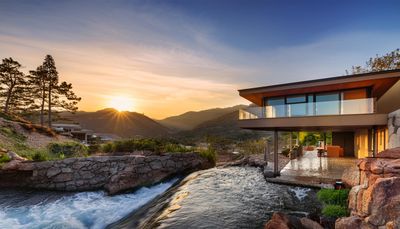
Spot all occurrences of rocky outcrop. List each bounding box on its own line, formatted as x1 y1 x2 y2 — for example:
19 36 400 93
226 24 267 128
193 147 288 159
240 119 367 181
0 152 213 195
337 148 400 228
264 212 323 229
388 109 400 148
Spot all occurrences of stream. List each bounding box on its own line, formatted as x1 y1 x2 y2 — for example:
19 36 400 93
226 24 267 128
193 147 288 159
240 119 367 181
0 167 321 229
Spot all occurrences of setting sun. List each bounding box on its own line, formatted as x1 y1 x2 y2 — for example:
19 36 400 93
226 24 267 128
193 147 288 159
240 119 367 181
106 96 135 112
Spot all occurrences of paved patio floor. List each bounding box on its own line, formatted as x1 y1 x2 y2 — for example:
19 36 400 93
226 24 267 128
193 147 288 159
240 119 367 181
267 150 358 187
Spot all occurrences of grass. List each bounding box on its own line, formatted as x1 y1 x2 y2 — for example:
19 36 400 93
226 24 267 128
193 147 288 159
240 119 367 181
0 154 11 167
317 189 350 218
321 205 348 218
198 148 217 164
0 126 26 142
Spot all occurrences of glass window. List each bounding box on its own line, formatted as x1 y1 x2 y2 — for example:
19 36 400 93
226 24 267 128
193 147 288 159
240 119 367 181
286 95 306 104
266 97 286 117
315 92 340 115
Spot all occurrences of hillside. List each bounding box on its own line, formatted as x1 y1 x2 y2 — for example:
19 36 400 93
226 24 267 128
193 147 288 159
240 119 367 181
0 114 70 154
158 105 247 131
61 108 170 138
174 110 267 142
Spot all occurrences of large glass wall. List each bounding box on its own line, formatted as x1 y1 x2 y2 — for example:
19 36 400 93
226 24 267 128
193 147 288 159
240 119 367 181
262 88 370 118
286 95 307 116
315 92 340 115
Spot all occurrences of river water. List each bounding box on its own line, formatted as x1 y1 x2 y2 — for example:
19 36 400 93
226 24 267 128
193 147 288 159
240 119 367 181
111 167 321 229
0 167 321 229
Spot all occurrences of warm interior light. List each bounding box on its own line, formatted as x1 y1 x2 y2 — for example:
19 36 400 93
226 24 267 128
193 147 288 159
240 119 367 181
107 96 134 112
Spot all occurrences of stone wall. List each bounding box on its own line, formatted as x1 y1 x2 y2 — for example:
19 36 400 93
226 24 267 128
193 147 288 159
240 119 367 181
336 148 400 228
0 153 213 195
388 109 400 148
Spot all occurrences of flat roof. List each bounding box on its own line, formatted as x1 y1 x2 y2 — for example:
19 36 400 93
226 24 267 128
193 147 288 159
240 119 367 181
239 69 400 105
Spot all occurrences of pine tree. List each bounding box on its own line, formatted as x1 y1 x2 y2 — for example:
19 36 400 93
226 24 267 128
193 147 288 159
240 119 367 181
0 58 31 113
29 55 81 126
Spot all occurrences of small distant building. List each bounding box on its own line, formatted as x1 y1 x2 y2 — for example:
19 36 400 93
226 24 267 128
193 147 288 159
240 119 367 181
52 123 93 144
92 133 121 142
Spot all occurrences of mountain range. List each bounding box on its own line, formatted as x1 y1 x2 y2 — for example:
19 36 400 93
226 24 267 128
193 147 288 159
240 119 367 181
60 108 169 138
60 105 258 141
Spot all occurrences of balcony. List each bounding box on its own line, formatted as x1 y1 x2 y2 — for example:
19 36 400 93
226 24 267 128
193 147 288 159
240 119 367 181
239 98 375 120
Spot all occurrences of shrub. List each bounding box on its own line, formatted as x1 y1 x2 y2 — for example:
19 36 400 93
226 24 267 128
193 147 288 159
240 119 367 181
101 142 114 153
198 148 217 164
321 204 348 218
0 154 11 164
88 144 101 154
31 150 49 161
47 142 88 158
317 189 350 206
101 138 192 154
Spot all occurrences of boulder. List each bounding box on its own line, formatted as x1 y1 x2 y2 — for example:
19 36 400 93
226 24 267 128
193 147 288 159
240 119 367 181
335 216 376 229
376 147 400 159
366 177 400 226
264 212 303 229
7 151 27 161
300 217 323 229
341 165 360 188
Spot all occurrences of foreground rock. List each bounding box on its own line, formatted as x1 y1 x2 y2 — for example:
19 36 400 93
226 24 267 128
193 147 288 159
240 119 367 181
337 147 400 228
0 152 213 195
264 212 323 229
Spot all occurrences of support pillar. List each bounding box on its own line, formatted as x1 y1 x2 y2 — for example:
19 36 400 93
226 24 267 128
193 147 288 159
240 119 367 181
289 132 292 150
274 129 279 176
373 126 378 157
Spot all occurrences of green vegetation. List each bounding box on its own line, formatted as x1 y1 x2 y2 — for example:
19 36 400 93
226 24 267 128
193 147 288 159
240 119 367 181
317 189 350 206
198 148 217 164
237 139 267 156
101 138 191 154
0 154 11 167
317 189 350 218
0 126 26 142
47 142 88 158
321 205 348 218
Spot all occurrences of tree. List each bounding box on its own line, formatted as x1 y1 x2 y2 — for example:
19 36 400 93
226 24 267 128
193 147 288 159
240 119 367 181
350 48 400 74
29 55 81 126
28 65 47 126
0 58 31 113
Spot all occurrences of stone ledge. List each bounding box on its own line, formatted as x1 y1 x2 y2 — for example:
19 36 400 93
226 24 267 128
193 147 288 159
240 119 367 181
0 152 214 195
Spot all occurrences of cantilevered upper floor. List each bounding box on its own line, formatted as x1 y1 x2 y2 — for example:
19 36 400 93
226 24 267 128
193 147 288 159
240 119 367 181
238 69 400 131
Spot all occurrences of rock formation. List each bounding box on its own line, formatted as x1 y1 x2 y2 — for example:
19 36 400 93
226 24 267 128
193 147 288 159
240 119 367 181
264 212 323 229
336 147 400 228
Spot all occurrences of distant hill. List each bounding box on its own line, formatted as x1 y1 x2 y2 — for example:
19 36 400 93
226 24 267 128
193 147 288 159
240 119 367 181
172 109 267 143
60 108 170 138
158 105 247 131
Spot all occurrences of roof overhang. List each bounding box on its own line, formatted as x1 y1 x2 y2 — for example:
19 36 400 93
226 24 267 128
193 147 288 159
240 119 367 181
239 70 400 106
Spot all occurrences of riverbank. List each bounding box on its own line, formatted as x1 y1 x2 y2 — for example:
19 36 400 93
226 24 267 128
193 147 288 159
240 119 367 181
0 152 213 194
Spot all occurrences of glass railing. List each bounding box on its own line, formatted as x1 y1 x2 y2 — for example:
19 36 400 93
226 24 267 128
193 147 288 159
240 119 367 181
239 98 375 120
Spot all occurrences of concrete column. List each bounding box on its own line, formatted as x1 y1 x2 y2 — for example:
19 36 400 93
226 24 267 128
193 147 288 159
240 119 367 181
373 126 378 157
289 132 292 150
274 129 279 176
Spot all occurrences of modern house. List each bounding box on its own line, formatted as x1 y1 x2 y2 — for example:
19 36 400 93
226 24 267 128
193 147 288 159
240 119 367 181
238 69 400 175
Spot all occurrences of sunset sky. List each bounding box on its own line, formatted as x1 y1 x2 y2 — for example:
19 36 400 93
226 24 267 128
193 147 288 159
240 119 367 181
1 0 400 119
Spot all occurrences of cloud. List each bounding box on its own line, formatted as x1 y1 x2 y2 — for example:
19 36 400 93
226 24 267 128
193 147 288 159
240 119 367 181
1 1 399 118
